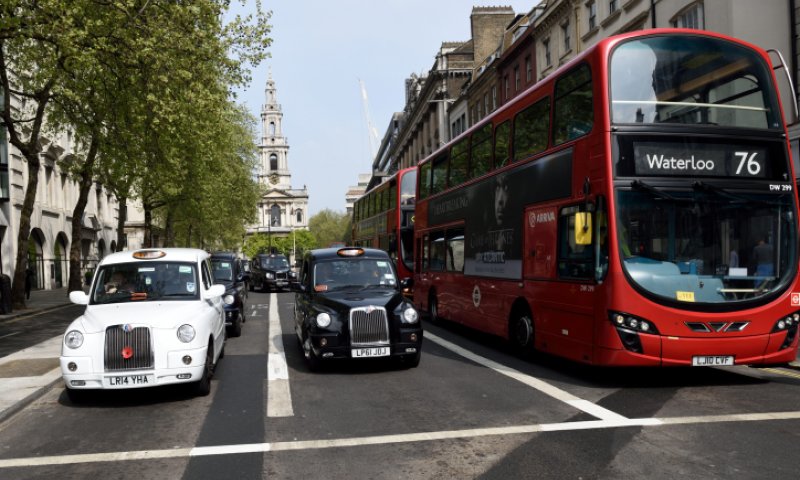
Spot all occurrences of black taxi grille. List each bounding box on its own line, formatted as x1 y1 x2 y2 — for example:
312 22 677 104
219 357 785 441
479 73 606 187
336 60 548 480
349 307 390 346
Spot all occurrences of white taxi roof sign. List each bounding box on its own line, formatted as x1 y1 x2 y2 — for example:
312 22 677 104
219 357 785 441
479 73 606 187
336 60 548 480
133 249 167 260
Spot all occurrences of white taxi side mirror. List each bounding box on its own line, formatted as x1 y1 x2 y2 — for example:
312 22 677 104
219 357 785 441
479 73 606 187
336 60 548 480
69 291 90 305
204 284 226 299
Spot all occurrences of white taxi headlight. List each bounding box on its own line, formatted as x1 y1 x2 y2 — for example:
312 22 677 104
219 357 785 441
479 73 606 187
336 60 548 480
402 307 419 324
65 330 84 349
223 294 235 305
177 324 196 343
316 313 332 328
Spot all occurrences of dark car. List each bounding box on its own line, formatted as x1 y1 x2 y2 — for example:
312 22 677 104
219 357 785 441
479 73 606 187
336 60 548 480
210 252 248 337
250 253 296 292
292 247 422 371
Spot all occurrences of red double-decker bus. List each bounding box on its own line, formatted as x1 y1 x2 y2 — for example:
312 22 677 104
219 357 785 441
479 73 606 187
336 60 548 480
413 29 800 366
352 166 417 281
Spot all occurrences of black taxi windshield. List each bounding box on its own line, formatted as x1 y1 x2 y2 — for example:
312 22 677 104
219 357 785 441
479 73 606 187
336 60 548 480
313 258 397 292
610 35 782 130
616 187 796 305
92 262 200 304
261 256 289 269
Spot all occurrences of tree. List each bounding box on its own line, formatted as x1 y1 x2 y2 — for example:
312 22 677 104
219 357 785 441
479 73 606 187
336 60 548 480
1 1 272 302
308 209 350 248
243 230 316 260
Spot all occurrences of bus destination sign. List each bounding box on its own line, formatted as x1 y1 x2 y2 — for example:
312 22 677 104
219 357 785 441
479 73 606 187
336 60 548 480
633 142 768 179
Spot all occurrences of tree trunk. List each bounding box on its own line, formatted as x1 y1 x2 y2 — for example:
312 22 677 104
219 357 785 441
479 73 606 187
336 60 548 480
67 138 98 293
164 208 174 247
144 202 152 248
11 154 40 309
116 196 127 251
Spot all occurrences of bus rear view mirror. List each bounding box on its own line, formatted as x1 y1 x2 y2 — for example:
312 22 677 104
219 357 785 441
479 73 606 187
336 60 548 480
575 212 592 245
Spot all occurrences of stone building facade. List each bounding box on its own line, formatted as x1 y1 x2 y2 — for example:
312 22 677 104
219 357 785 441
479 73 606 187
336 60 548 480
1 108 119 292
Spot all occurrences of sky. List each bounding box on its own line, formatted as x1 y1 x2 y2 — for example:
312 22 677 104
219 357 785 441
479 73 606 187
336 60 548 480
229 0 542 216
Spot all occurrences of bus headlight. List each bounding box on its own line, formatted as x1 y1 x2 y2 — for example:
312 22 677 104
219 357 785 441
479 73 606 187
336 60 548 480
316 313 332 328
402 307 419 324
65 330 84 349
177 324 196 343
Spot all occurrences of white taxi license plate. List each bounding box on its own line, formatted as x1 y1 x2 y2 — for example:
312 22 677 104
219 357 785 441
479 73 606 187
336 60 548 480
352 347 390 358
105 375 153 387
691 355 734 366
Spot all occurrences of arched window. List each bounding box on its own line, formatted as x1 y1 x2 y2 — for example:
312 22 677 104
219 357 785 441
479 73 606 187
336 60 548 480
296 209 303 224
269 122 276 136
270 153 278 171
270 204 281 226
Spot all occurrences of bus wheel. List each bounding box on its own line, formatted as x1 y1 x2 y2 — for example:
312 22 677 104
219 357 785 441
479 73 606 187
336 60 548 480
428 293 440 324
511 312 535 356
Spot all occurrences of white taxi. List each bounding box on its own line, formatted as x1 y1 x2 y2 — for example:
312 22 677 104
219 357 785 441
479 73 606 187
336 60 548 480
60 248 226 401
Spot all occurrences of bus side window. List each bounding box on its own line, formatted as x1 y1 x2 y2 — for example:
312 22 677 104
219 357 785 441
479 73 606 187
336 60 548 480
494 121 511 169
554 64 593 145
430 230 446 271
558 204 594 279
421 234 430 271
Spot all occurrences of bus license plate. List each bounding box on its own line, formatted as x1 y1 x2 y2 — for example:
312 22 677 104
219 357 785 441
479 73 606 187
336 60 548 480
352 347 389 358
106 375 153 387
692 355 734 366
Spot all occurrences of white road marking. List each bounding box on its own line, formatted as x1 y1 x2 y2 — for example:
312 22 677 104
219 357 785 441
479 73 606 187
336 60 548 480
266 293 293 417
4 411 800 468
0 332 20 340
424 331 628 421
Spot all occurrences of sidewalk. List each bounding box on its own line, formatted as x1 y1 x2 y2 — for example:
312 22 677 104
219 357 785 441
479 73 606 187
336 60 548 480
0 287 75 424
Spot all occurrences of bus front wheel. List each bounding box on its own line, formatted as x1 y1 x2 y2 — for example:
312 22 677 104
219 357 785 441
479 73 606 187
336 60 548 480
511 311 535 356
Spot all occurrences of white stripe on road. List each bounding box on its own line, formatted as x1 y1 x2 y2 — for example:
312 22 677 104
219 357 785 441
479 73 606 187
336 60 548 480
4 411 800 468
266 294 293 417
424 331 628 421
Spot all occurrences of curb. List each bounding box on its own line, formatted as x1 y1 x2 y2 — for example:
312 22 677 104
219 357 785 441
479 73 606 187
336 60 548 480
0 371 62 425
0 303 74 325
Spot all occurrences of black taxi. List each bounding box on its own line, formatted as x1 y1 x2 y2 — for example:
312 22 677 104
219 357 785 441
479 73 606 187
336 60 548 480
292 247 422 371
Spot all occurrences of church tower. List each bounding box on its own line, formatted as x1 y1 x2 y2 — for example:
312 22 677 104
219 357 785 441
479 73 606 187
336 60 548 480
260 70 292 190
248 69 309 254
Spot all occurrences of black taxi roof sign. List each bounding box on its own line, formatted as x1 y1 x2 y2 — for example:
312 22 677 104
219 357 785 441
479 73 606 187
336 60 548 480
337 247 364 257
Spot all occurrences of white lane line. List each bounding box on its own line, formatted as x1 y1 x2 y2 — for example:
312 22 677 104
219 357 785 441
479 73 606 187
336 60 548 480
0 332 20 340
4 411 800 468
424 331 628 421
266 293 294 417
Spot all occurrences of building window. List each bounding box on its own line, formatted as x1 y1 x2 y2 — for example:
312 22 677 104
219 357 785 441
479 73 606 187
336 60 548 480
588 1 597 30
562 19 571 52
484 94 489 115
514 65 520 92
296 209 303 223
269 121 276 136
270 204 281 226
672 2 704 29
270 153 278 171
504 75 510 100
491 85 497 110
609 0 617 13
543 38 551 67
525 56 532 83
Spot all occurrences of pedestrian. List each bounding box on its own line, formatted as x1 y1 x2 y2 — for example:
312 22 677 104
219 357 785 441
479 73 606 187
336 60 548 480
24 266 34 300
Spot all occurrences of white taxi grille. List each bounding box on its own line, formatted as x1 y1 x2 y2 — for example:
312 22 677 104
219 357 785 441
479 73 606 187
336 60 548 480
349 306 390 346
104 325 154 372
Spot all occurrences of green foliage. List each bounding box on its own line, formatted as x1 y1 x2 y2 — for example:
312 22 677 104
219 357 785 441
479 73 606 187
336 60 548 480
242 230 316 259
309 209 351 248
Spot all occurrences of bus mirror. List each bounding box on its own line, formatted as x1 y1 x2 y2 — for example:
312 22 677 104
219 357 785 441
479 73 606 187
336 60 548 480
575 213 592 245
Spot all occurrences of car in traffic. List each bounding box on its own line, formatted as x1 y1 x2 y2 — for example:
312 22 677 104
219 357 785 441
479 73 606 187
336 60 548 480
292 247 422 371
250 252 296 292
210 251 248 337
60 248 227 401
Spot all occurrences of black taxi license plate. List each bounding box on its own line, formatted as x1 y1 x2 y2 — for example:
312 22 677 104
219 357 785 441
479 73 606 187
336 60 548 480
351 347 390 358
106 375 153 387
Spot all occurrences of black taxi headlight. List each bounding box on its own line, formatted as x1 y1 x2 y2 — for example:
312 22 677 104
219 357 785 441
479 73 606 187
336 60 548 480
316 313 332 328
402 307 419 324
223 294 235 305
